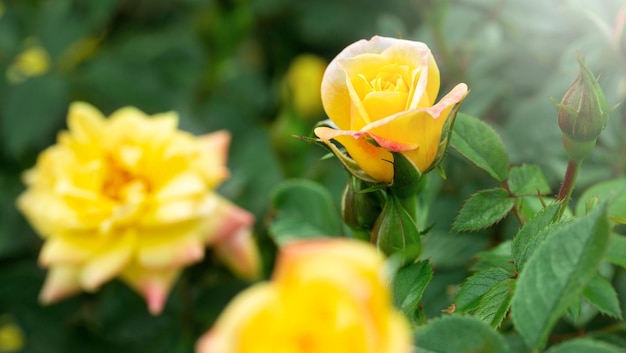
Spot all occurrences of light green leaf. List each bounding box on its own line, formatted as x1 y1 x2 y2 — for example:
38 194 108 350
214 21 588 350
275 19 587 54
545 338 626 353
606 233 626 268
511 204 610 350
269 179 343 246
414 315 510 353
576 178 626 219
582 274 623 319
455 267 512 313
453 188 515 232
474 278 515 328
450 113 510 181
511 202 561 271
507 164 551 196
392 260 432 324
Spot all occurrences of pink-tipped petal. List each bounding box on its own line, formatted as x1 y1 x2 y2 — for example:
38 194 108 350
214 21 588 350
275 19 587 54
39 266 82 305
214 227 260 280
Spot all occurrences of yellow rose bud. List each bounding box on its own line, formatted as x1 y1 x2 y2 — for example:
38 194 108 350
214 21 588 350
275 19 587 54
315 36 468 184
283 54 327 121
7 38 50 83
196 239 412 353
17 102 260 315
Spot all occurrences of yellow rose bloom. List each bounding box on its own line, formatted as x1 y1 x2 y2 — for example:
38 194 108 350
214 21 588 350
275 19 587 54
17 102 260 315
6 38 50 83
196 239 411 353
315 36 468 183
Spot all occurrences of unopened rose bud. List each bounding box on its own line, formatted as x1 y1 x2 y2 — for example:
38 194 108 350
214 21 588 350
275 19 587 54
371 194 421 262
341 176 384 236
556 53 610 160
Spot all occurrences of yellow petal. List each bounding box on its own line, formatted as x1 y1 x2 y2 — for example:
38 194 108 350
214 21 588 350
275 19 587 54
39 265 82 305
121 264 181 315
154 171 206 201
196 283 278 353
213 226 260 280
67 102 106 144
361 91 409 121
80 231 135 291
138 237 204 269
334 134 393 183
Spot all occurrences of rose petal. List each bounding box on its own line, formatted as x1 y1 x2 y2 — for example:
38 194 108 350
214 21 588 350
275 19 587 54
80 232 135 291
314 126 394 183
67 102 106 144
39 265 82 305
121 264 180 315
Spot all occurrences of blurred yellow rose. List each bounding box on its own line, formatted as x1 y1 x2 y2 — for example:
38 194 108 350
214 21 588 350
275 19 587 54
315 36 468 183
283 54 327 120
17 102 260 315
196 239 411 353
6 38 50 83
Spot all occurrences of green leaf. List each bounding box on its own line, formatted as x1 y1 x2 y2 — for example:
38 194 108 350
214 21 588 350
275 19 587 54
576 178 626 219
268 179 343 246
391 260 433 324
469 240 514 273
450 113 510 181
606 233 626 268
511 202 561 271
507 164 551 196
1 75 69 157
511 204 610 350
455 267 512 313
582 274 623 319
545 338 626 353
474 278 515 328
452 188 515 232
414 315 510 353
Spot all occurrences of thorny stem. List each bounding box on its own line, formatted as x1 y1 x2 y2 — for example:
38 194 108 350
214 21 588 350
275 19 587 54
556 158 582 220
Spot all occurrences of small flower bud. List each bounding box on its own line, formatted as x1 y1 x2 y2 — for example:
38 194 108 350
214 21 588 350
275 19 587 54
556 53 610 161
371 194 421 262
341 176 384 236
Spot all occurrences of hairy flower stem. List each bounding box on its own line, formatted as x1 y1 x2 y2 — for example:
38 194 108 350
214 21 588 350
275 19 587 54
556 158 582 219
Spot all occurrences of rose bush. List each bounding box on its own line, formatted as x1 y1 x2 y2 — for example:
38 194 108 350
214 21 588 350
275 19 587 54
315 35 468 183
17 102 260 315
196 238 411 353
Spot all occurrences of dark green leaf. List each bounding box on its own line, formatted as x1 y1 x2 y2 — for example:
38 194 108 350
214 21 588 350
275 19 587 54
582 274 623 319
606 234 626 268
455 267 512 312
392 260 432 325
450 113 510 181
414 315 510 353
1 75 69 157
511 204 610 350
453 188 515 232
511 202 561 271
507 164 551 196
269 179 342 246
545 338 626 353
474 278 515 328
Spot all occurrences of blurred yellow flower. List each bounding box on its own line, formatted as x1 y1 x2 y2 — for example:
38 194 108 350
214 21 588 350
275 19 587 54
283 54 327 120
7 38 50 83
196 239 411 353
17 102 260 315
315 36 468 183
0 317 24 353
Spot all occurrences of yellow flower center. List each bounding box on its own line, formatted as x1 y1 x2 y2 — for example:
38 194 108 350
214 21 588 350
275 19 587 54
102 155 150 203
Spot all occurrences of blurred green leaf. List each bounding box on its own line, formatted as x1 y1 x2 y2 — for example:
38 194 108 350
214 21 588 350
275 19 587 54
392 260 432 325
511 202 561 271
455 267 512 313
606 234 626 268
450 113 510 181
576 178 626 220
452 188 515 232
582 274 623 319
269 179 343 245
511 204 610 350
507 164 551 196
414 315 509 353
474 278 515 328
544 338 626 353
1 75 69 157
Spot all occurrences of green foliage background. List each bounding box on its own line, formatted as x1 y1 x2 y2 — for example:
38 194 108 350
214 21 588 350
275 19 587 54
0 0 625 352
